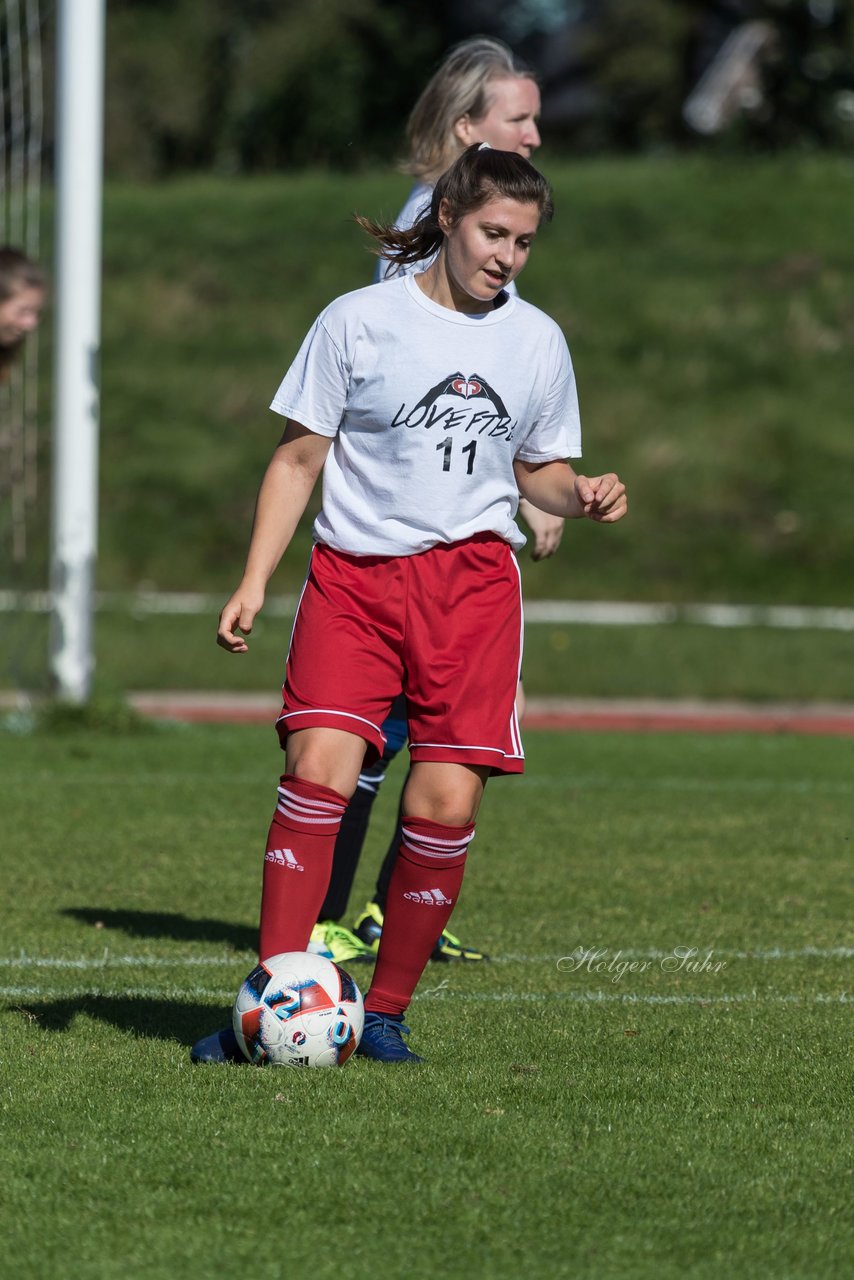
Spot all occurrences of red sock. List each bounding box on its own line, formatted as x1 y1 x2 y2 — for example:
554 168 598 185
258 774 348 962
365 816 474 1016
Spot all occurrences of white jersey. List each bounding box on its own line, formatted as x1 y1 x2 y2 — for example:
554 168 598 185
374 182 517 295
270 275 581 558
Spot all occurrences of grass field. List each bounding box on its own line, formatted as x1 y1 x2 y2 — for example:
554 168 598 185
1 721 851 1278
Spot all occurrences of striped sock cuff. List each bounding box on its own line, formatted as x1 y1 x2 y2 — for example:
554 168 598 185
400 817 475 865
275 774 348 835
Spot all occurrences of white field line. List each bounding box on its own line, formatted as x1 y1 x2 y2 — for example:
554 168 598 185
0 954 252 969
417 990 854 1005
0 945 850 971
0 590 297 618
3 590 854 632
1 985 235 1000
524 601 854 631
0 985 850 1006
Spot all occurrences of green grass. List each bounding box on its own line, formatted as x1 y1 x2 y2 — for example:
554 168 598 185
9 154 854 606
1 723 851 1278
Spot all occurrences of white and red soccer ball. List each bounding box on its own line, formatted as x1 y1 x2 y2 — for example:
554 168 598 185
232 951 364 1068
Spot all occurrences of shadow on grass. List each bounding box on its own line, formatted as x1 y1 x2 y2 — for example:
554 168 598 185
62 907 256 952
6 994 230 1046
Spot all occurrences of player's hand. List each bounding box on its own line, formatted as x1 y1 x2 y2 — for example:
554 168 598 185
574 473 628 523
519 498 565 560
217 584 265 652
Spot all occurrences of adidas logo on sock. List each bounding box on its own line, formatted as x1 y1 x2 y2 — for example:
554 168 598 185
403 888 453 906
265 848 304 872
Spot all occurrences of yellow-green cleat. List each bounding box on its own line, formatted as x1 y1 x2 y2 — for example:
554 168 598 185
431 924 488 963
308 920 375 965
352 901 488 963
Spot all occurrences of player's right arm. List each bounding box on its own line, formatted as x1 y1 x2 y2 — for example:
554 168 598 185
217 421 332 652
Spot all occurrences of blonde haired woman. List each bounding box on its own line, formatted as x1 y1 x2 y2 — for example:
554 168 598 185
377 38 558 560
404 36 541 178
304 42 564 973
377 37 542 281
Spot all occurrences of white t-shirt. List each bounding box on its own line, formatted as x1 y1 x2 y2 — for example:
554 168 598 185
374 182 518 295
270 274 581 557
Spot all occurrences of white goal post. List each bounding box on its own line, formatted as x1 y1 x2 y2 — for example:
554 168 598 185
48 0 105 702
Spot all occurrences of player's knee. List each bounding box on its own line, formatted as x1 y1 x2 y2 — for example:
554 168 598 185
402 784 481 827
285 729 365 799
426 798 479 827
402 762 488 827
285 756 354 799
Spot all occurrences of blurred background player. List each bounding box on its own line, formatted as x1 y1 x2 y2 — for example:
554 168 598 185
0 247 44 383
307 38 567 968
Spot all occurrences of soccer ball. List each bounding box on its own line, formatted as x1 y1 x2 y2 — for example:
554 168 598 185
232 951 364 1067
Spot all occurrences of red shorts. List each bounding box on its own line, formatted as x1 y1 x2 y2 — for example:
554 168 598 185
277 535 524 775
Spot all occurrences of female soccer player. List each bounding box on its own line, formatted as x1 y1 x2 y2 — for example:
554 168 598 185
191 144 627 1065
310 37 565 968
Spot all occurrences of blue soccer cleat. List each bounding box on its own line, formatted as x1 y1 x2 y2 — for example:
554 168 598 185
356 1011 423 1064
190 1025 246 1065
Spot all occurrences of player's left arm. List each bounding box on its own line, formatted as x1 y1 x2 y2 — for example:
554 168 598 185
514 458 627 523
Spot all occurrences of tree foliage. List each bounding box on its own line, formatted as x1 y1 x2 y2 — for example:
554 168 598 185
91 0 854 177
103 0 445 177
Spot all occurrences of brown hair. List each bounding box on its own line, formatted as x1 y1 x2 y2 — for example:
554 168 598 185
403 36 537 183
0 246 45 302
356 144 553 273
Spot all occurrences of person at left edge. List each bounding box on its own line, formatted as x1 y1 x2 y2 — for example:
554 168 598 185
0 247 45 382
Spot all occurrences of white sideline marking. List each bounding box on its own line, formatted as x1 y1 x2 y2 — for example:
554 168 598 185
3 590 854 631
0 945 850 971
0 986 849 1006
0 954 252 969
416 991 854 1006
0 590 301 617
0 986 236 1000
524 601 854 631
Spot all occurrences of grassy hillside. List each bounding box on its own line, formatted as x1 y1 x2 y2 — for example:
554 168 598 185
9 153 854 606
